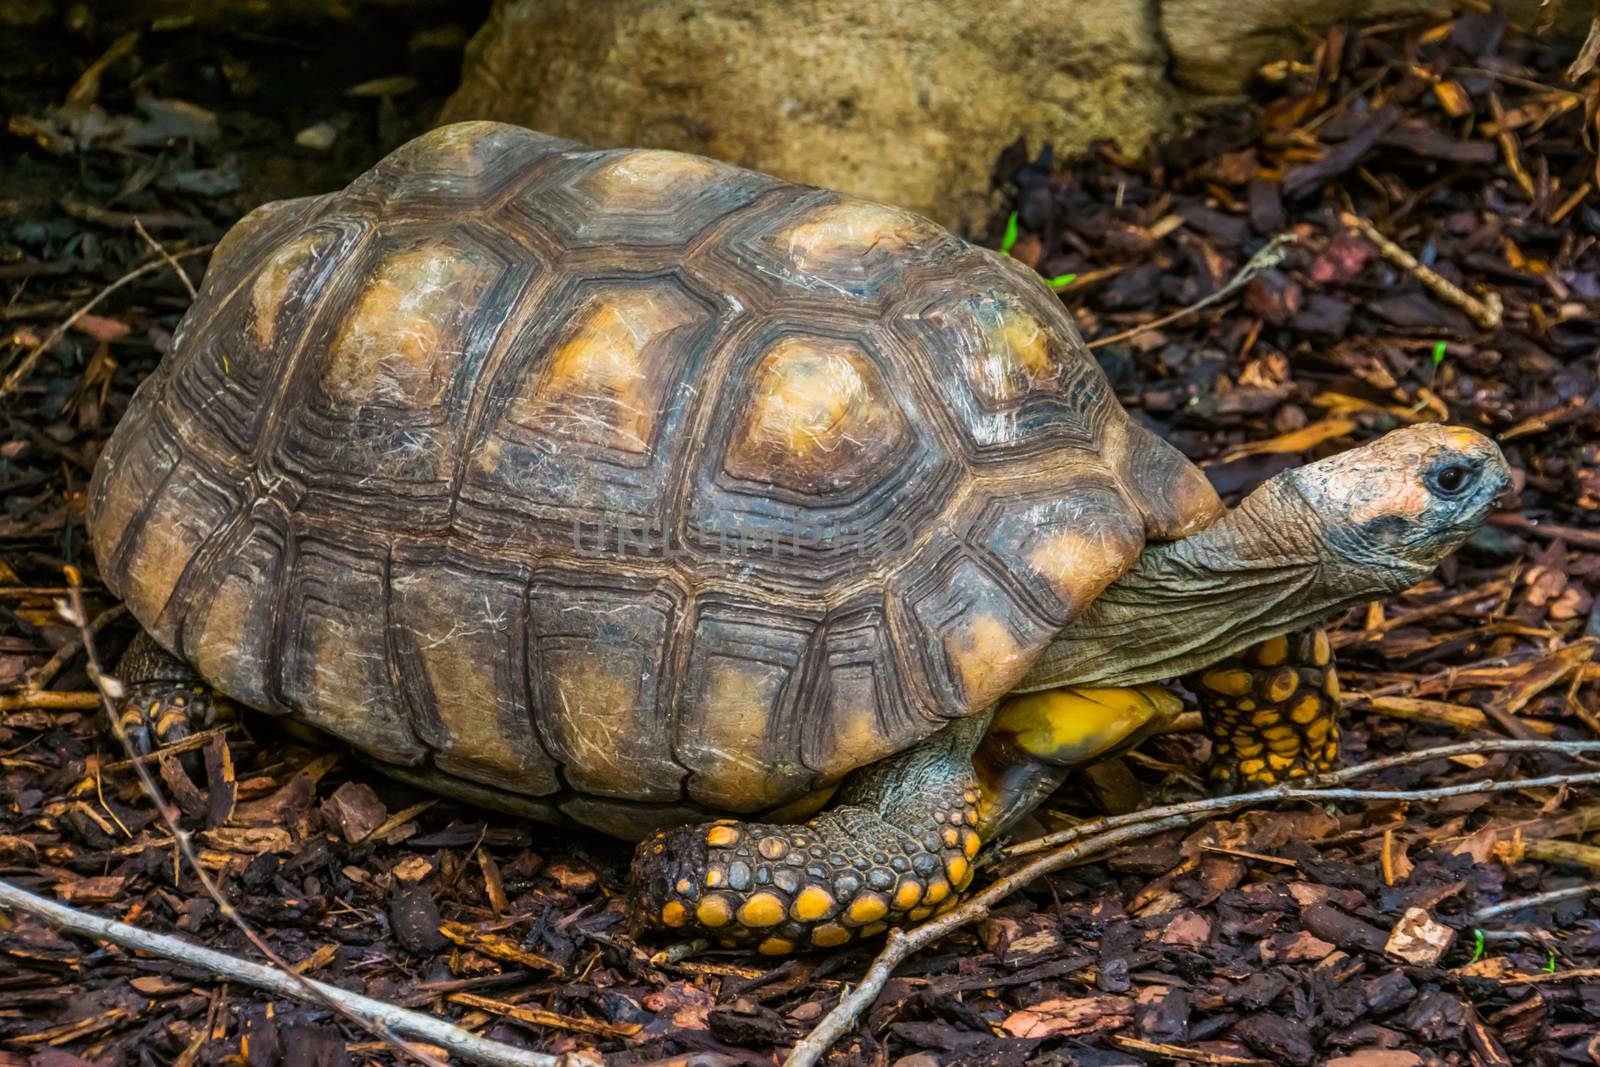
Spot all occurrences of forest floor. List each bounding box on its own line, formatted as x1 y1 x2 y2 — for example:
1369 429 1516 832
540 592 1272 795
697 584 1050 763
1 6 1598 1067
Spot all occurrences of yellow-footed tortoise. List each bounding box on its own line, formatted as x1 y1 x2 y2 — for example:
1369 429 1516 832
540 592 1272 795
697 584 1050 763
88 122 1510 954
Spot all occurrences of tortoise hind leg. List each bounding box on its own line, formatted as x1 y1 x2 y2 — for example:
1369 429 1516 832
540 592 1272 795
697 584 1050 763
630 716 988 955
112 631 221 756
1185 627 1341 789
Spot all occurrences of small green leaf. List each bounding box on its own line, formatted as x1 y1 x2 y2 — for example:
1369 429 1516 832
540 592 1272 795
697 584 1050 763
1470 929 1485 963
999 211 1020 256
1546 951 1558 973
1047 273 1079 289
1431 340 1448 366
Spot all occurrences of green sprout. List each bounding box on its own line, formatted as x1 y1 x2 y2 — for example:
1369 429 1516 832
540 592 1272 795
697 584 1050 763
1431 339 1448 366
999 211 1020 256
1470 929 1485 963
1546 951 1558 973
1048 273 1079 289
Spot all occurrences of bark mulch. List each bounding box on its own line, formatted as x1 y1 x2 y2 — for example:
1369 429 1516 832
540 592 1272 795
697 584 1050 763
2 6 1598 1067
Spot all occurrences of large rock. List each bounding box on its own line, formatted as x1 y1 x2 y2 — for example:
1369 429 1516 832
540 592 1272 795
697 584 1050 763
443 0 1584 232
440 0 1176 233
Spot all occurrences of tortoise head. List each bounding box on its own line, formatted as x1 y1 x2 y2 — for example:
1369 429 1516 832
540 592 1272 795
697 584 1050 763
1284 424 1511 590
1021 424 1511 692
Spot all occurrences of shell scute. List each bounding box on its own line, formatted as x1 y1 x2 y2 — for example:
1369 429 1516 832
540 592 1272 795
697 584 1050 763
680 321 959 585
723 334 910 496
801 598 931 781
526 576 685 802
388 554 562 797
973 479 1147 626
896 552 1061 716
319 235 501 410
894 255 1115 460
279 532 424 765
458 270 725 545
704 190 955 306
163 216 366 460
183 510 287 711
343 121 577 210
675 600 820 811
510 146 777 250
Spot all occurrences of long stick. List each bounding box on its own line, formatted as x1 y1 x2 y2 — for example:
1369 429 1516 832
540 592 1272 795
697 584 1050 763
0 879 557 1067
0 245 211 397
1011 738 1600 855
52 571 482 1067
1339 211 1503 329
1086 234 1296 350
784 745 1600 1067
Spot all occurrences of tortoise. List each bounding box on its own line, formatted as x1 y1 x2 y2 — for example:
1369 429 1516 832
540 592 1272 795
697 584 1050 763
88 121 1510 954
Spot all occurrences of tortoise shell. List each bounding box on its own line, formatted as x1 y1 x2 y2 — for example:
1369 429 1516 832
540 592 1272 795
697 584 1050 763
87 122 1220 838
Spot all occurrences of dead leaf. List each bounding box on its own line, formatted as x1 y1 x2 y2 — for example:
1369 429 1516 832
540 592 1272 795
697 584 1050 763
1001 995 1135 1038
1384 907 1456 966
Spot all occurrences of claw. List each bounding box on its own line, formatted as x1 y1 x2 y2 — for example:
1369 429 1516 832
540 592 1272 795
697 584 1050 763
114 684 216 777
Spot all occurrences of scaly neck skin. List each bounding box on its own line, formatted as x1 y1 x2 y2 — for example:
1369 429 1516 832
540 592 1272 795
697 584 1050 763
1018 474 1423 691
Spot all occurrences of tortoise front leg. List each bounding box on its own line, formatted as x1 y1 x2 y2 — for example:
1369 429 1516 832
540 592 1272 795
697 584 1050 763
972 683 1183 838
113 631 221 755
629 717 987 955
1185 627 1341 789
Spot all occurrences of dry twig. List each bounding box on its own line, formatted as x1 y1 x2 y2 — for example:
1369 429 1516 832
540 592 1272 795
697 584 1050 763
133 218 199 299
0 244 211 397
1339 211 1503 329
1086 234 1297 349
1011 737 1600 856
0 689 103 711
784 739 1600 1067
36 569 468 1067
1473 881 1600 922
25 601 125 690
0 880 558 1067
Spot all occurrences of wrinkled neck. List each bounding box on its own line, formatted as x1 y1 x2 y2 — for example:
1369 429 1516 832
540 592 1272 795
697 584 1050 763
1018 476 1413 691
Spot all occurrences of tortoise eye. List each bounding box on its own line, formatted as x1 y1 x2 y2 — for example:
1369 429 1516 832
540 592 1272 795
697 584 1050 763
1428 463 1476 498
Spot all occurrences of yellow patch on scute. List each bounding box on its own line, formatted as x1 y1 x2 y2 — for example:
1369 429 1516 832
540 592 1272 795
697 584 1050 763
725 336 906 494
322 241 493 408
120 495 209 629
968 304 1062 405
945 613 1029 708
682 655 795 810
542 648 663 789
250 233 327 348
511 287 703 453
1026 522 1140 615
776 201 938 271
583 149 719 204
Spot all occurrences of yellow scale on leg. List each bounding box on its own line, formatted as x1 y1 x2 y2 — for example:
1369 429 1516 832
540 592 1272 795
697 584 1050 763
1187 629 1341 787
